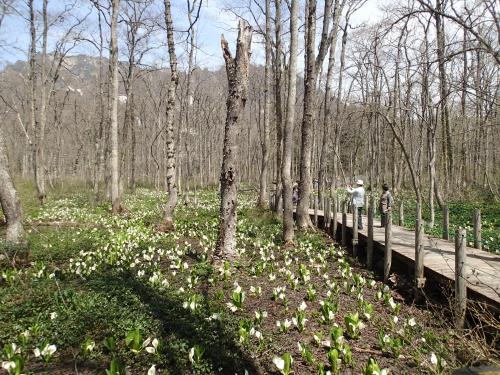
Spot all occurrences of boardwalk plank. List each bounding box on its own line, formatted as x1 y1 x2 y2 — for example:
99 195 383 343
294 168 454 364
305 208 500 306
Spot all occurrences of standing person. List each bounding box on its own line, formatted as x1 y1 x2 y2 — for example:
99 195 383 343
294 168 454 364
379 183 393 227
292 183 299 206
346 179 365 229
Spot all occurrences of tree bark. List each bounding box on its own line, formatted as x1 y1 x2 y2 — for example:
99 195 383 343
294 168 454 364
93 3 106 198
318 0 344 203
33 0 48 204
257 0 271 208
297 0 333 229
109 0 121 213
435 0 453 186
28 0 42 204
0 126 26 245
281 0 299 243
161 0 180 229
214 20 252 260
273 0 283 213
296 0 318 229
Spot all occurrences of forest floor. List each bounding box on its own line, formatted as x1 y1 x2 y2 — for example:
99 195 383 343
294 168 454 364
0 183 499 374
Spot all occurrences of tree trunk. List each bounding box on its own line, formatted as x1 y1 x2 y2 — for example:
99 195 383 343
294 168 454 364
214 20 253 260
161 0 180 229
318 0 344 203
257 0 271 208
296 0 317 229
435 0 453 187
33 0 48 204
109 0 121 213
28 0 42 204
281 0 299 243
93 5 106 198
0 126 26 245
273 0 283 213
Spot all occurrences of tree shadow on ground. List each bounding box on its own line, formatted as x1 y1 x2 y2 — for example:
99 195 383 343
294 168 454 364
89 271 263 375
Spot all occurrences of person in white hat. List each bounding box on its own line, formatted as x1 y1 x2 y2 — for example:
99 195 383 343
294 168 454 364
346 179 365 229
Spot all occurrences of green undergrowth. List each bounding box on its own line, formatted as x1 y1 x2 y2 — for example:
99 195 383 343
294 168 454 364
0 186 496 374
334 188 499 254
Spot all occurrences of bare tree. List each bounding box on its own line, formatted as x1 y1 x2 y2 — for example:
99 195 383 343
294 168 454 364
109 0 121 212
296 0 336 229
273 0 283 213
214 19 253 261
318 0 345 203
281 0 299 243
0 126 25 245
159 0 179 230
257 0 271 208
0 0 25 246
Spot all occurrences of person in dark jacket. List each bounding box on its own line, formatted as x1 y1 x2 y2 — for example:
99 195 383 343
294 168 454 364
379 183 393 227
292 183 299 205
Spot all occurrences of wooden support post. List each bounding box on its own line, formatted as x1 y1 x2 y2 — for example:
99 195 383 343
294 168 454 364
325 198 331 229
332 192 338 238
309 193 313 208
314 194 318 226
367 197 374 269
473 209 481 250
399 201 404 226
455 227 467 329
364 194 368 211
443 205 449 240
384 210 392 283
341 202 347 247
352 204 358 256
415 218 425 288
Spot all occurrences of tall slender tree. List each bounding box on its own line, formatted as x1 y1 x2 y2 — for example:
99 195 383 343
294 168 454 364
273 0 284 213
318 0 345 203
281 0 299 243
160 0 179 230
296 0 335 229
109 0 121 213
257 0 271 208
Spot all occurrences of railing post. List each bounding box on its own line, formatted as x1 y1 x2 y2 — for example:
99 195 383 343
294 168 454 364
323 196 327 216
443 205 450 240
399 200 404 226
415 218 425 288
314 194 318 226
352 204 358 257
384 210 392 283
325 198 331 229
367 196 374 269
473 209 481 250
341 202 347 247
333 192 338 238
415 203 425 289
455 227 467 329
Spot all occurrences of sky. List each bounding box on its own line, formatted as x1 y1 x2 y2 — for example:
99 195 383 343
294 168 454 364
0 0 385 71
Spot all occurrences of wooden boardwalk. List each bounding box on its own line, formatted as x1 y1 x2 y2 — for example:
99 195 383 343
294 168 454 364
307 208 500 308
